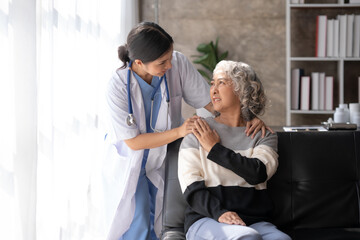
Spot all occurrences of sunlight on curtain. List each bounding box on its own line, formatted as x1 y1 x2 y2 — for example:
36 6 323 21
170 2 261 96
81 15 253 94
0 0 21 239
36 0 135 239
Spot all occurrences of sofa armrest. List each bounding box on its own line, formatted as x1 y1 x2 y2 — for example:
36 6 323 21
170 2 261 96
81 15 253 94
161 138 187 240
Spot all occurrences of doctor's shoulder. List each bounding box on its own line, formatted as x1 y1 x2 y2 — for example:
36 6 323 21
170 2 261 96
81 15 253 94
108 68 127 87
107 68 128 98
171 51 192 68
170 50 205 85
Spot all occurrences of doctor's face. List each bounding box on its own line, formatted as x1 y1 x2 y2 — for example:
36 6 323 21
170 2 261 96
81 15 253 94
142 46 173 77
210 72 241 113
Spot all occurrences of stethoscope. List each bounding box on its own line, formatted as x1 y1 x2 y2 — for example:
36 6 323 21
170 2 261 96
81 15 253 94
126 61 170 132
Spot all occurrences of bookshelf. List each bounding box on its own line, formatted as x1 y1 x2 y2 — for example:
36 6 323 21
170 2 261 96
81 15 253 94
286 0 360 125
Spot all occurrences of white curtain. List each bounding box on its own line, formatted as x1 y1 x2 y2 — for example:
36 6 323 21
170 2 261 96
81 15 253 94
0 0 37 239
0 0 19 238
0 0 139 239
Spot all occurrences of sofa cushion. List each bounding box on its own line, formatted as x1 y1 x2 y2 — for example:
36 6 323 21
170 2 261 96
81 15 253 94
268 131 360 231
285 228 360 240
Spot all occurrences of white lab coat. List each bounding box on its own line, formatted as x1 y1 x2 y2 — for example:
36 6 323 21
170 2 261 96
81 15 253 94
104 51 210 240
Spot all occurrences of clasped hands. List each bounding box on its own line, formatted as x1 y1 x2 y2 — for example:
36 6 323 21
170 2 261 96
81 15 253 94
218 211 246 226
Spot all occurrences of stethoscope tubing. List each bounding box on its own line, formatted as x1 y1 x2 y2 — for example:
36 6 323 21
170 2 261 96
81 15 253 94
126 60 170 131
127 61 134 115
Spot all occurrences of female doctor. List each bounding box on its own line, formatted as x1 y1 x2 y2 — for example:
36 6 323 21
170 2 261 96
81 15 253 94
105 22 271 240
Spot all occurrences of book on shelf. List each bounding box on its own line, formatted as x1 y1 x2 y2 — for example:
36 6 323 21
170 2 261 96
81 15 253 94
327 19 334 57
325 76 334 111
349 0 360 3
294 70 334 111
333 19 340 57
311 72 320 110
300 76 311 111
311 72 330 111
291 68 304 110
338 15 347 58
346 14 354 57
316 14 360 58
354 15 360 57
319 72 326 110
316 15 327 57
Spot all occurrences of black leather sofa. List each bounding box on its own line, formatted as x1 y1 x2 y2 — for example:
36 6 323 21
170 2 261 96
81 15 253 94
161 131 360 240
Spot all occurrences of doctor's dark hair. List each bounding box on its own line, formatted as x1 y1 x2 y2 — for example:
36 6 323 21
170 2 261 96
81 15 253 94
118 22 174 69
213 61 267 122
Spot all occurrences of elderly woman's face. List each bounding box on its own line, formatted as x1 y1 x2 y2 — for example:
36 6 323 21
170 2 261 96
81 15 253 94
210 72 241 112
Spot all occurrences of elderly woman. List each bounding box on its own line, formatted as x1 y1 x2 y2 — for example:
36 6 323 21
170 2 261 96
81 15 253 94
178 61 291 240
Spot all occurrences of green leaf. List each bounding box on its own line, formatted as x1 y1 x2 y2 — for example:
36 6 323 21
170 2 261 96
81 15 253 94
197 69 211 81
219 51 228 61
193 54 209 63
197 43 212 53
192 37 228 84
214 37 219 51
193 54 213 71
195 53 216 72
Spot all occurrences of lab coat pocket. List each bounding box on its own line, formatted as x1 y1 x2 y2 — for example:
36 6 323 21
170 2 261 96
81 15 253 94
103 141 131 194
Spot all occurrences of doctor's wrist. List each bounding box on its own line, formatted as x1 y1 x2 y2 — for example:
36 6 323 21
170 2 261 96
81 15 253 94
175 125 189 139
174 126 184 138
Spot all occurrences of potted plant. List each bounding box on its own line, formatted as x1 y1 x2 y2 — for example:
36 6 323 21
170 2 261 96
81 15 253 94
192 37 228 84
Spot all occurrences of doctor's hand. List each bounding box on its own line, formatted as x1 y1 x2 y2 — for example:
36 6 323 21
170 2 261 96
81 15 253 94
245 117 274 139
192 118 220 152
177 116 201 138
218 211 246 226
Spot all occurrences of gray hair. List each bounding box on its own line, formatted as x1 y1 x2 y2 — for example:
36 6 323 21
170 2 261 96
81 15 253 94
213 60 267 121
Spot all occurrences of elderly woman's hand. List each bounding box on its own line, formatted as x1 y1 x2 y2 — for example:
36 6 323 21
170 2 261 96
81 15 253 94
192 118 220 152
218 211 246 226
245 117 274 139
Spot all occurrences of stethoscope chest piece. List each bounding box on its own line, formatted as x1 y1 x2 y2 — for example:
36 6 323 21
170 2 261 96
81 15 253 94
126 114 136 126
